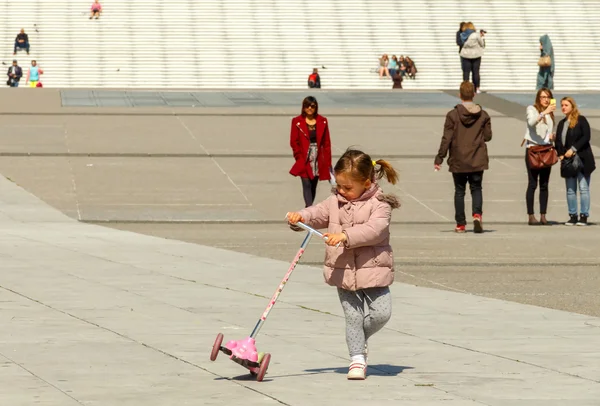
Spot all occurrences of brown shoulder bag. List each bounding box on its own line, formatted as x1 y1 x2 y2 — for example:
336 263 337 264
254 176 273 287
527 144 558 169
538 55 551 67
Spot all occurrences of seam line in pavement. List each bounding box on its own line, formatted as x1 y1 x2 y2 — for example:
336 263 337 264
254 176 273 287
0 348 85 405
384 323 600 385
79 219 597 226
0 284 290 406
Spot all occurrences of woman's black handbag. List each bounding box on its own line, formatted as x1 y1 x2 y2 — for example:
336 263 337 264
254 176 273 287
560 154 583 178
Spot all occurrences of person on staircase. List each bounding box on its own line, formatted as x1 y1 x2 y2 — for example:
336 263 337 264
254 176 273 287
6 60 23 87
25 60 43 87
308 68 321 88
459 22 486 94
90 0 102 19
405 56 417 79
536 34 554 90
13 29 30 56
378 55 390 78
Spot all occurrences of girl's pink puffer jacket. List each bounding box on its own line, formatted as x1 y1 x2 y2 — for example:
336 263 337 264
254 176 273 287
298 184 400 291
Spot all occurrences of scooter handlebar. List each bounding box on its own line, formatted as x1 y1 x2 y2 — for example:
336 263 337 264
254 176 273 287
293 221 341 248
294 221 325 238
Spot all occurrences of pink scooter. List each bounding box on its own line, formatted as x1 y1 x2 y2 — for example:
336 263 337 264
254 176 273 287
209 221 330 381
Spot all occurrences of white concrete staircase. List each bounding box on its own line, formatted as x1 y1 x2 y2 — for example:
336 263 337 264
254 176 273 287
1 0 599 90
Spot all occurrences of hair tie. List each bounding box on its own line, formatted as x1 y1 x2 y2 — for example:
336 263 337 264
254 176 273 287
372 160 377 167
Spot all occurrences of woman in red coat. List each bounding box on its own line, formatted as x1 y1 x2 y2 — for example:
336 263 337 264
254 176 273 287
289 96 333 207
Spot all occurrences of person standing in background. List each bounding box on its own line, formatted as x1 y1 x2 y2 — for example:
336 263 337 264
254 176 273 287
459 22 486 94
434 81 493 234
523 88 556 225
289 96 332 207
537 34 554 90
555 97 595 226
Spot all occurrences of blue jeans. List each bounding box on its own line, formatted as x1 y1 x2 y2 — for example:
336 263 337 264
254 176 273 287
14 41 29 53
565 173 591 216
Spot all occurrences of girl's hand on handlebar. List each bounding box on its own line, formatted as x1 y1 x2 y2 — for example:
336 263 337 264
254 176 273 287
322 232 347 247
286 212 304 224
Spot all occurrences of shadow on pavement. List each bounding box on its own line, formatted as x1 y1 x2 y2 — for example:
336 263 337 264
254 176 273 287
304 364 413 376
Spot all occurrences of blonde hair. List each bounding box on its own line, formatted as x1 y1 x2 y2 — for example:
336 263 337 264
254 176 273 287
334 149 399 185
465 22 475 30
562 97 580 129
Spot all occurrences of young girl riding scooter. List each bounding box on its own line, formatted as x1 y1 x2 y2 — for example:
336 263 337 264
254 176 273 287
287 149 400 380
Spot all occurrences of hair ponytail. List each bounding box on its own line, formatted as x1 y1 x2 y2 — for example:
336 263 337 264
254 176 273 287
334 149 399 185
374 159 399 184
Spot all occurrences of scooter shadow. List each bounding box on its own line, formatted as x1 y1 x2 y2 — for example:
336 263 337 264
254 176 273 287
215 373 273 383
304 364 413 376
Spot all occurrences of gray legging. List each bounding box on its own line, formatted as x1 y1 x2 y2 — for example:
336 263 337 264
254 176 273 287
337 287 392 357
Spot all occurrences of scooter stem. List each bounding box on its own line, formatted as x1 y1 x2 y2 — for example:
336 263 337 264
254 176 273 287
249 222 322 338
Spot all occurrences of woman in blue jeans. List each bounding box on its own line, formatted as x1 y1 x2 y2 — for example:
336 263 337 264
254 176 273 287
555 97 596 226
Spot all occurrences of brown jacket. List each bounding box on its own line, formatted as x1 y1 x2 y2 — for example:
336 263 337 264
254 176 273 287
435 103 492 173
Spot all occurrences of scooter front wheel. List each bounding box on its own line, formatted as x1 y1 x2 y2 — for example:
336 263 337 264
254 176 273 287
210 333 224 361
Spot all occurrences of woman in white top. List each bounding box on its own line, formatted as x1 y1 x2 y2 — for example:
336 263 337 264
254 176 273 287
459 22 486 93
524 88 556 225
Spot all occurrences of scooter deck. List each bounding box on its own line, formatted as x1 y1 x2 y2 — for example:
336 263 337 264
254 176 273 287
220 346 260 370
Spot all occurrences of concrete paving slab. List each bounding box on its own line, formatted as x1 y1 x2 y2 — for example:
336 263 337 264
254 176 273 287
2 90 600 404
63 116 208 155
1 174 600 405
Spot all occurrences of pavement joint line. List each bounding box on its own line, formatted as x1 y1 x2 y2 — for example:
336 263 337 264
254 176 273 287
395 186 451 222
80 219 599 226
0 349 86 405
383 323 600 385
0 283 291 405
63 126 82 221
8 152 595 159
174 115 211 155
396 269 468 294
176 115 252 205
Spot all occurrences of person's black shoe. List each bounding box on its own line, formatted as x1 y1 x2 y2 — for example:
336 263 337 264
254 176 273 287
577 214 588 226
565 214 578 226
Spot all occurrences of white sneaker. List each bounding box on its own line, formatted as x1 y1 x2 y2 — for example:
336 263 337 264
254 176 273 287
347 361 367 380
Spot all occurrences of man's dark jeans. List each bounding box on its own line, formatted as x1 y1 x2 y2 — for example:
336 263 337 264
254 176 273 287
452 171 483 225
14 41 29 53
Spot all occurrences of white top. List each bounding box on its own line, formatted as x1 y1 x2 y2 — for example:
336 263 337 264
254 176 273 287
524 105 553 147
459 32 486 59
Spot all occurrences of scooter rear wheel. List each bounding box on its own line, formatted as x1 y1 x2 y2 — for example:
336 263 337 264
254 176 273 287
256 353 271 382
210 333 224 361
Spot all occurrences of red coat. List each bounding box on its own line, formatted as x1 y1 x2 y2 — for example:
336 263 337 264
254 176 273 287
289 114 332 180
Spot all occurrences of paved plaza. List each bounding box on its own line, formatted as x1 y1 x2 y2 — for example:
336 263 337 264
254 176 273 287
0 89 599 405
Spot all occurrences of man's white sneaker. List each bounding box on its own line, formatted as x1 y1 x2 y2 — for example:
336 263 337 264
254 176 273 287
347 361 367 380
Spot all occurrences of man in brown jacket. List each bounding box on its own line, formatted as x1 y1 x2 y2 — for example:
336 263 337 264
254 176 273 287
434 81 492 233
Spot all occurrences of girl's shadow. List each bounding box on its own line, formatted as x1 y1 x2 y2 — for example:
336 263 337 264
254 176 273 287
304 364 412 376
